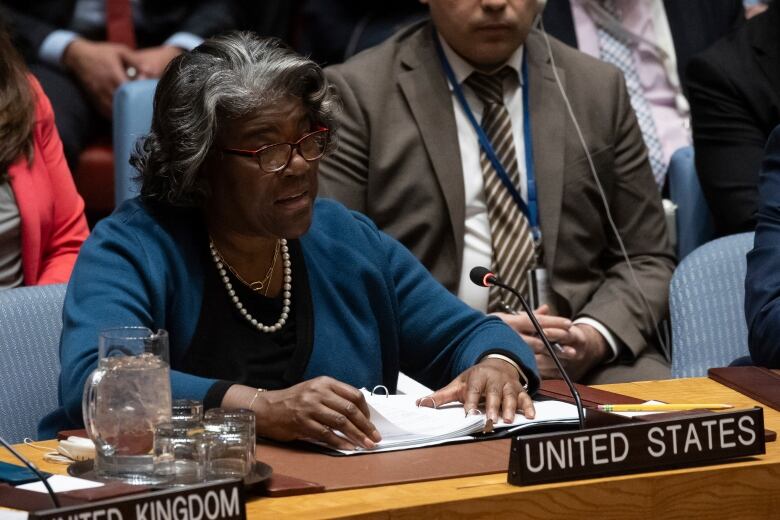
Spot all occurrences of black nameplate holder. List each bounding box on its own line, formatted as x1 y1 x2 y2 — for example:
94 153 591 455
29 479 245 520
509 407 765 486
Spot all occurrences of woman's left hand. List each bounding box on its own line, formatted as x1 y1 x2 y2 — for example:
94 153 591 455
417 358 535 424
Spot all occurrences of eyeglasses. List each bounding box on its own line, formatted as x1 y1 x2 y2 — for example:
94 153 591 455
221 128 329 174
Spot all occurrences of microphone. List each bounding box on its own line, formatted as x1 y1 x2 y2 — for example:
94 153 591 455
470 266 586 430
0 436 60 508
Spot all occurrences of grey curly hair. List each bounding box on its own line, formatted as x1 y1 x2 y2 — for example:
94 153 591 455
132 32 339 207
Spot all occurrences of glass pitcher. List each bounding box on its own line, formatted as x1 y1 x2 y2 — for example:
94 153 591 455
83 327 172 484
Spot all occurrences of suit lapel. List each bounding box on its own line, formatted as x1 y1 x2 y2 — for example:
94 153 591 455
397 26 466 270
526 31 566 272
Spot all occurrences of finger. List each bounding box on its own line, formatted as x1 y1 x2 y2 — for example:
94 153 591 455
522 335 546 354
541 327 577 344
321 394 380 444
501 384 518 424
462 372 488 417
534 304 550 315
518 390 535 419
495 313 535 335
312 403 376 449
303 419 356 451
483 379 503 424
420 379 463 409
329 380 371 419
534 315 573 330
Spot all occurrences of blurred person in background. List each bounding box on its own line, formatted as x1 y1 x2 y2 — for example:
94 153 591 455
541 0 743 189
686 2 779 236
1 0 240 168
0 19 88 289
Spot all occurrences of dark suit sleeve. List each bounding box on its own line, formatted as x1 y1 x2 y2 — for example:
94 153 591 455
176 0 240 38
317 67 370 214
575 66 675 360
686 53 764 236
746 125 780 367
1 6 59 61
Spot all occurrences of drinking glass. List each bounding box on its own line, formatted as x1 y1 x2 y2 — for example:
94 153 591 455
172 399 204 422
153 421 209 486
204 409 255 479
82 327 172 484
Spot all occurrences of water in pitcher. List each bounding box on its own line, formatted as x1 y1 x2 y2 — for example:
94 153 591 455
92 353 172 482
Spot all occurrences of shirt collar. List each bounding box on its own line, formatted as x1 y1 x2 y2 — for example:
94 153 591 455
436 33 524 90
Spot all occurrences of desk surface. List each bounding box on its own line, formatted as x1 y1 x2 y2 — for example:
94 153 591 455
5 378 780 519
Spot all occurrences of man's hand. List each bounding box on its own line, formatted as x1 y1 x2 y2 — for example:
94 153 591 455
62 38 137 117
534 323 610 381
418 358 534 425
494 304 573 350
130 45 183 79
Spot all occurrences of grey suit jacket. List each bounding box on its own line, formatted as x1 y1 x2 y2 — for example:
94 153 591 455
319 21 675 377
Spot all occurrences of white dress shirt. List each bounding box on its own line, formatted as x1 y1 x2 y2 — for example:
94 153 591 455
439 37 620 362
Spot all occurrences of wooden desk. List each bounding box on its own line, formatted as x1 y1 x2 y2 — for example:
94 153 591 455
4 378 780 519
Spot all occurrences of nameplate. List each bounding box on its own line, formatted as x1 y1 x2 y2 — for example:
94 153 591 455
508 407 765 486
29 479 245 520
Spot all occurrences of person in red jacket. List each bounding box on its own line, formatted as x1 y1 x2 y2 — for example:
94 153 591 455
0 22 88 288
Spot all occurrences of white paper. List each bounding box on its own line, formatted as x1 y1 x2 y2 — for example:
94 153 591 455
327 392 582 455
17 474 103 493
0 511 29 520
395 372 433 396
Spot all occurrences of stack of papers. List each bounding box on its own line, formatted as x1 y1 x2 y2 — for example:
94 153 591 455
328 390 582 455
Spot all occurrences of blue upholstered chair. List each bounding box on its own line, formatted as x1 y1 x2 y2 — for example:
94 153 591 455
667 146 716 260
670 232 754 378
113 79 158 206
0 284 67 443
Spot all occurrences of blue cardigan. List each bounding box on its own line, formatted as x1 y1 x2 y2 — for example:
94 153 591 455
40 198 538 437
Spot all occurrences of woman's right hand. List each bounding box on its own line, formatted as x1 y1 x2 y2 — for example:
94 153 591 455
225 377 381 451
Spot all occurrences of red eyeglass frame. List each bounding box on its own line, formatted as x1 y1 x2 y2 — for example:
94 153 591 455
221 127 330 173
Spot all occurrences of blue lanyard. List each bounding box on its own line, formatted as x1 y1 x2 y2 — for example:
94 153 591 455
434 36 540 242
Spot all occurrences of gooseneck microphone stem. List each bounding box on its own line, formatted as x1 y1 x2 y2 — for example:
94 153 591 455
492 279 586 429
470 266 586 430
0 436 60 508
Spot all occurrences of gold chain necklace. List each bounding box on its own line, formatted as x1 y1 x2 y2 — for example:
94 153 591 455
211 239 280 296
209 237 292 333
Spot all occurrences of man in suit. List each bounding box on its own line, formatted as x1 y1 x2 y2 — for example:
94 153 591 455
2 1 239 168
540 0 743 188
319 0 675 384
686 3 780 236
745 124 780 368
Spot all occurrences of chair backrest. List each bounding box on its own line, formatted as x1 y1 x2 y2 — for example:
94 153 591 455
113 79 158 206
0 284 67 443
667 146 716 260
670 232 754 378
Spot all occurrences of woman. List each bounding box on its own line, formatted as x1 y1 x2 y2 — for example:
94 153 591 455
42 33 538 450
0 23 88 288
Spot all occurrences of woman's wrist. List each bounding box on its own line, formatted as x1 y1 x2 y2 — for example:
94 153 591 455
221 384 260 410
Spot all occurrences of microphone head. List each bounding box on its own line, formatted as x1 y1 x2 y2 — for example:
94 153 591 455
469 266 496 287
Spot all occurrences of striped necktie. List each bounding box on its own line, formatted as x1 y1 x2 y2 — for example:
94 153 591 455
465 68 536 312
595 0 666 186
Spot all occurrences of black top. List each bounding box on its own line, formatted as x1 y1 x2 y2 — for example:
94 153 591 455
182 240 314 409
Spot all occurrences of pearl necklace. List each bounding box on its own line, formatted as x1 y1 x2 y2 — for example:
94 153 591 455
209 238 291 333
